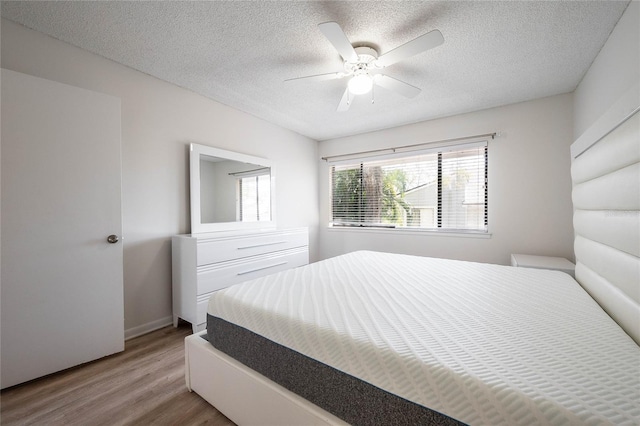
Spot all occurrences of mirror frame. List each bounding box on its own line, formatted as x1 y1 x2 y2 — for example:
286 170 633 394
190 143 276 233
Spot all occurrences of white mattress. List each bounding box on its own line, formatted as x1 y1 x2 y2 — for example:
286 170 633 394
208 250 640 425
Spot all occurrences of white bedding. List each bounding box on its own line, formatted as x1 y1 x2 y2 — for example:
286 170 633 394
208 250 640 425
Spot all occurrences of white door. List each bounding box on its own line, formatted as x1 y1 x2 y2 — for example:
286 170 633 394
1 69 124 389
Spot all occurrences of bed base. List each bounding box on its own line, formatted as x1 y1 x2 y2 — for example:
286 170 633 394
185 332 347 426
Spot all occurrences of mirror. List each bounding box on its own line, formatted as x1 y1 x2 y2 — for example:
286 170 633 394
190 143 275 233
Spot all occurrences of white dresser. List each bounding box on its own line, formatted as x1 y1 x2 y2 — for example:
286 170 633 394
172 227 309 333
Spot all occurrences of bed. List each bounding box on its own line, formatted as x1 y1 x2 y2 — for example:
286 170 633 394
185 85 640 425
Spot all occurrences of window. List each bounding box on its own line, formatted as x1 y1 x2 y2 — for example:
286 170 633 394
237 172 271 222
330 142 488 232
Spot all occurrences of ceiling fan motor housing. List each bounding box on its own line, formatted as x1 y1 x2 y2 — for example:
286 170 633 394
344 46 379 71
353 46 378 62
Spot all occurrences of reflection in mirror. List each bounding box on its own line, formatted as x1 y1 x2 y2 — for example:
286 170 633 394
199 155 271 223
190 143 275 234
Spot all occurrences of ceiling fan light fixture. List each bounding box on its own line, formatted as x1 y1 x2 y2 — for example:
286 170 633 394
348 73 373 95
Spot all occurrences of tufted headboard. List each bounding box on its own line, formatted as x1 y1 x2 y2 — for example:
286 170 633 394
571 84 640 345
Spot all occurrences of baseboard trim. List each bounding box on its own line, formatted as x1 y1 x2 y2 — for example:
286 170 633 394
125 316 173 341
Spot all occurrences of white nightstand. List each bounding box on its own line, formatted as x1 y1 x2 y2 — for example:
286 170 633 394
511 254 575 278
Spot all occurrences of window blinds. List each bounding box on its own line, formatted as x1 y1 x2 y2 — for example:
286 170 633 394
330 142 488 231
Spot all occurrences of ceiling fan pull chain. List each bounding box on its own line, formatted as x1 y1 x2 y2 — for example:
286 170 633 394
371 84 375 104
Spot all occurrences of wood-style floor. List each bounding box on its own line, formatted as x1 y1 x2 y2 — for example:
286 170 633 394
0 324 236 425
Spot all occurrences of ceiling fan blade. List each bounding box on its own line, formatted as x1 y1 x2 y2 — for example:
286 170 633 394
374 75 421 98
318 22 359 63
336 87 351 112
284 72 342 83
375 30 444 67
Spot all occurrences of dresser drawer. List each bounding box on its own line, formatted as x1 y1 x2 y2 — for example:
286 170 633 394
196 229 308 266
196 247 308 295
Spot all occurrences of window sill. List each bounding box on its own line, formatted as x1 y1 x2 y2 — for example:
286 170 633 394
326 225 492 239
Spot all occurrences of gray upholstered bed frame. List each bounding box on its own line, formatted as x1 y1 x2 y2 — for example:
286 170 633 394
571 83 640 345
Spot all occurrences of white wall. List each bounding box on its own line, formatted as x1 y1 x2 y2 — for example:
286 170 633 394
318 94 575 265
1 19 320 338
574 1 639 139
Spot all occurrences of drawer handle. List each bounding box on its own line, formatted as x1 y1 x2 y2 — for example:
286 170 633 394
237 261 288 276
237 240 287 250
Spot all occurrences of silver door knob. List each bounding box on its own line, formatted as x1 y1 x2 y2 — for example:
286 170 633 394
107 234 119 244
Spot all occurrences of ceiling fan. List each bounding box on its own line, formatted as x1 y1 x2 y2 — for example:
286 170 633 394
286 22 444 112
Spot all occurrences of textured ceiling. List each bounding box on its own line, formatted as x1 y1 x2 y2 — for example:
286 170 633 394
1 1 629 141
